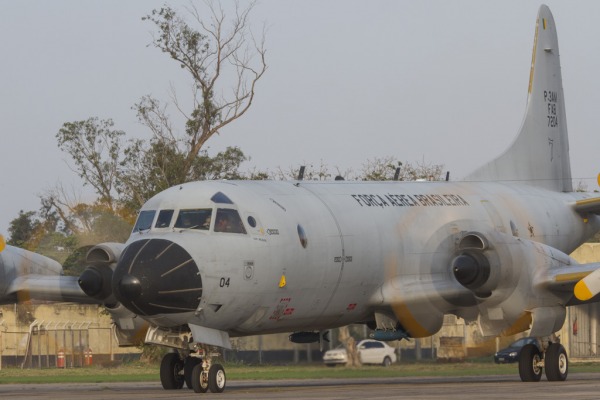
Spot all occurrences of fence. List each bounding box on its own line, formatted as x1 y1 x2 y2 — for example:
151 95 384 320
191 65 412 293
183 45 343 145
0 319 122 369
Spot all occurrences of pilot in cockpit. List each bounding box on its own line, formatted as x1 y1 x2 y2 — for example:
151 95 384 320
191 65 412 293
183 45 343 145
215 214 230 232
202 215 211 230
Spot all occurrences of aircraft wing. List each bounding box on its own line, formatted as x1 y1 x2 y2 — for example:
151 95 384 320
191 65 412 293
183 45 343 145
540 263 600 304
0 237 98 305
6 274 100 304
573 196 600 215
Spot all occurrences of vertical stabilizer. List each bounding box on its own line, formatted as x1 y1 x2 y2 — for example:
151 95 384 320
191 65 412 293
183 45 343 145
465 5 572 192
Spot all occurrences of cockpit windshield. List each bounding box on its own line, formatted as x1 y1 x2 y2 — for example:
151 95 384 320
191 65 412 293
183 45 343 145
214 208 247 234
155 209 174 228
133 210 156 232
175 209 212 230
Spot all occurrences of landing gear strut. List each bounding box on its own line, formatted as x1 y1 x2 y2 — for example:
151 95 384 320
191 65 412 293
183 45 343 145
518 338 568 382
159 349 227 393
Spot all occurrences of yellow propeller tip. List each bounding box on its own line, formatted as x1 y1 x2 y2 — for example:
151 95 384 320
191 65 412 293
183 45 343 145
574 280 594 301
0 234 5 253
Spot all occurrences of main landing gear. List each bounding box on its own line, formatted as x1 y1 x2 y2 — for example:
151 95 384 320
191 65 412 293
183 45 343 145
518 337 568 382
160 349 226 393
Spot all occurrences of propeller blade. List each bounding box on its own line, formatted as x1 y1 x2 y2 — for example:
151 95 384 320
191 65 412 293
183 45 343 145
0 234 5 253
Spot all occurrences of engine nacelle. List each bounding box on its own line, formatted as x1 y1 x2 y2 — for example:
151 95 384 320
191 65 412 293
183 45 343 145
78 243 125 306
451 231 575 337
76 243 148 346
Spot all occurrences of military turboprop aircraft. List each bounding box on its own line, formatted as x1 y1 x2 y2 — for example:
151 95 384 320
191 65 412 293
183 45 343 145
2 4 600 393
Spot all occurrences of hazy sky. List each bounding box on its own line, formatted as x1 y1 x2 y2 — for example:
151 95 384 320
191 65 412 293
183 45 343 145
2 1 600 236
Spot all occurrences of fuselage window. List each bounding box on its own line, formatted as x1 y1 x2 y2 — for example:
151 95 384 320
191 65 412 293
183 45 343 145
210 192 234 204
155 209 174 228
175 209 212 230
133 210 156 232
297 224 308 248
215 209 247 234
247 216 257 228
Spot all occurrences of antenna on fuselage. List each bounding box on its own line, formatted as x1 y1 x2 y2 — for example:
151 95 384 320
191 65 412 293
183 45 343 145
297 166 305 181
393 161 403 181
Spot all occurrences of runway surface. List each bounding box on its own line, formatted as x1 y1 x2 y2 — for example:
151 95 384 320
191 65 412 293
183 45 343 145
3 373 600 399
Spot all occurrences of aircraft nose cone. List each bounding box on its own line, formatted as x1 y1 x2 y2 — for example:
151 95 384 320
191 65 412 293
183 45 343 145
118 274 142 301
112 238 202 316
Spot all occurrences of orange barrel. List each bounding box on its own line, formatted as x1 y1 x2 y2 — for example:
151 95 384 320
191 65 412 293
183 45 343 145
57 349 65 368
84 348 93 366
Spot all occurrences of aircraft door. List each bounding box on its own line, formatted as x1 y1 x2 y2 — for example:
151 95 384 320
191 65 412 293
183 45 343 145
269 188 345 324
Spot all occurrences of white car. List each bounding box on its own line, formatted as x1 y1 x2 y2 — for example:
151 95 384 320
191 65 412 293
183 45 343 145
323 339 397 367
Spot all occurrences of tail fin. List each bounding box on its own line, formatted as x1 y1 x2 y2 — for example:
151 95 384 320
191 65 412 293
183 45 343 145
465 5 572 192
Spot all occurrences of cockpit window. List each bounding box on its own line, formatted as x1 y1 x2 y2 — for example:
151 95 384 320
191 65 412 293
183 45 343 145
133 210 156 232
214 209 247 234
175 209 212 230
155 209 174 228
210 192 234 204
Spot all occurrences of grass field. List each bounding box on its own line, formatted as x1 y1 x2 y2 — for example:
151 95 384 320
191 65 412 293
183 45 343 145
1 360 599 384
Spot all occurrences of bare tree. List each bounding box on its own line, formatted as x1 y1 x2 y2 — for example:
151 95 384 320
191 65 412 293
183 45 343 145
137 0 267 181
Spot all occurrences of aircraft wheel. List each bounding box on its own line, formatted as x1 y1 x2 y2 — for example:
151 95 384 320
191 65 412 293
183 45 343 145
160 353 185 390
382 356 392 367
184 356 201 389
191 363 209 393
208 363 226 393
518 344 542 382
545 343 568 381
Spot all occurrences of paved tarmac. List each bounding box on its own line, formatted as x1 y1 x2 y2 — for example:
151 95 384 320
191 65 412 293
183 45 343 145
3 373 600 399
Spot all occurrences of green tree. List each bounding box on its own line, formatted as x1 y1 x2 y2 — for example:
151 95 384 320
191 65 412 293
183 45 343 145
7 210 39 248
119 142 250 211
56 118 125 212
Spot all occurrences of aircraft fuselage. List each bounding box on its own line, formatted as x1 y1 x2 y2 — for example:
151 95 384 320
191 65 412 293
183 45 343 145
114 180 600 337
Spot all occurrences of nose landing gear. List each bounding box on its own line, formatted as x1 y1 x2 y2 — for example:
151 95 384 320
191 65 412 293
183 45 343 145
191 362 226 393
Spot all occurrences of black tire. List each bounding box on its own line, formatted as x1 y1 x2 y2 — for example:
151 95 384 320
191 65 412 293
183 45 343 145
208 363 226 393
191 363 209 393
518 344 542 382
545 343 568 381
382 356 392 367
160 353 185 390
184 357 201 389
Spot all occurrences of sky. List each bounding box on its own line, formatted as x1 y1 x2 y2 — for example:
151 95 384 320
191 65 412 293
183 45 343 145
1 0 600 236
